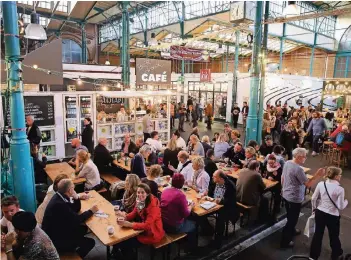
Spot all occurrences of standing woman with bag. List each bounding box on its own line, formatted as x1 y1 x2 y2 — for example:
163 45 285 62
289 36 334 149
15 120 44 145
310 167 348 260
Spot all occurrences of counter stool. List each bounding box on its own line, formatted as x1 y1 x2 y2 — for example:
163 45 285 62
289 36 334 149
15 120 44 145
321 141 334 162
331 148 348 168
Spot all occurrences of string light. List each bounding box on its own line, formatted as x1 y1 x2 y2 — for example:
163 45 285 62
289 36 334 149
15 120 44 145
33 64 38 69
77 77 82 85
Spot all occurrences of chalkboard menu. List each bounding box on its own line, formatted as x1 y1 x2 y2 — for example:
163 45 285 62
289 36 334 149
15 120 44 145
2 96 55 127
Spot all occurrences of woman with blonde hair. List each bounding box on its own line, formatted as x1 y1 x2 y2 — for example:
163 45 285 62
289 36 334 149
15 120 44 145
75 150 101 191
191 157 210 193
188 134 205 156
310 167 348 260
201 135 212 156
122 174 141 213
240 146 257 168
163 138 182 176
142 164 163 197
229 130 241 146
214 133 230 158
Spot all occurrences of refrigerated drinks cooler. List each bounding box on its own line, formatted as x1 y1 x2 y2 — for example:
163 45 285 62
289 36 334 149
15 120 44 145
63 94 93 156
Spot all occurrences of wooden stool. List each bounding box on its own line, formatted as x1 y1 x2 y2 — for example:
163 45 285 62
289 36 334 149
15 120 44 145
332 148 348 168
322 141 334 162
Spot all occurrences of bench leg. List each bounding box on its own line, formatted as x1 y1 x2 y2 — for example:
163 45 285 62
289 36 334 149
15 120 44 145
150 247 155 260
225 220 229 237
106 246 111 260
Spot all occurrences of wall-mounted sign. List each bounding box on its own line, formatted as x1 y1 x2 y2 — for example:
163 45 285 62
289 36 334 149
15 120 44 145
136 58 171 86
200 69 211 82
100 96 124 104
170 46 208 62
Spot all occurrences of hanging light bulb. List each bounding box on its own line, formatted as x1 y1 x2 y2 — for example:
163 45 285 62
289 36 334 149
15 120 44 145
283 1 300 17
105 60 111 65
33 64 38 69
325 83 334 94
77 77 82 85
148 32 158 47
24 12 47 40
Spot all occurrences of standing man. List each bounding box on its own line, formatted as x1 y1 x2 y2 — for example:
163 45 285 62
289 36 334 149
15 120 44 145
199 98 205 122
231 103 241 128
178 104 186 132
170 102 175 129
280 148 325 248
186 97 193 122
142 109 153 142
241 102 249 129
26 115 41 146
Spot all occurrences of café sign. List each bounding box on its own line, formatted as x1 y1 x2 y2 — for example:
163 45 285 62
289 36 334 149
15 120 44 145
136 58 171 85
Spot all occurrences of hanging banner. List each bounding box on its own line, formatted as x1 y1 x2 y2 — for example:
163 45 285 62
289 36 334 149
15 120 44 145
136 58 171 85
200 69 211 82
170 46 208 62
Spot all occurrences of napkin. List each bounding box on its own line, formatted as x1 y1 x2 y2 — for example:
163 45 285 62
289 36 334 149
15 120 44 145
200 201 216 210
94 210 109 218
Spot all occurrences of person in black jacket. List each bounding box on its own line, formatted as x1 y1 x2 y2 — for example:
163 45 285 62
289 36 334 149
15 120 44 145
259 135 276 156
187 105 198 128
130 144 152 179
81 118 94 155
162 139 182 176
93 138 127 180
206 170 238 248
26 115 41 146
231 103 241 128
204 149 218 181
280 120 298 160
222 142 245 168
120 134 138 157
30 143 47 184
42 179 98 258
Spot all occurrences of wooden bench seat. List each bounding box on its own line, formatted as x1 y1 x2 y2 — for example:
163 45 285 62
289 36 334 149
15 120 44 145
100 172 121 185
59 252 82 260
237 202 254 210
97 187 108 194
151 233 187 260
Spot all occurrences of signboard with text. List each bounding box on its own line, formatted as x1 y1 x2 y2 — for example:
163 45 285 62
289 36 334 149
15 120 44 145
200 69 211 82
170 46 208 62
136 58 171 86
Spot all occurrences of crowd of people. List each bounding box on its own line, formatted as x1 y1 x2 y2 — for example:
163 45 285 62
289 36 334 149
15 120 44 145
1 102 349 260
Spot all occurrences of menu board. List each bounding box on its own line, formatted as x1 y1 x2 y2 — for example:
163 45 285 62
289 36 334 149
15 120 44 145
2 96 55 127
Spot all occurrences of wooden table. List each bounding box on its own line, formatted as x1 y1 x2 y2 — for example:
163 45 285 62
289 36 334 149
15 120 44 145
45 162 86 185
80 190 142 247
302 167 311 173
114 157 131 172
226 170 278 190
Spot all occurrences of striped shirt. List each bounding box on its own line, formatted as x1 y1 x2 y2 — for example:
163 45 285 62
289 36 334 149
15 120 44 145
282 160 308 203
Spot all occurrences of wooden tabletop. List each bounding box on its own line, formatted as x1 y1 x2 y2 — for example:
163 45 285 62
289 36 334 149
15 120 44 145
80 190 142 246
114 157 131 172
45 162 86 185
301 167 311 173
225 169 278 190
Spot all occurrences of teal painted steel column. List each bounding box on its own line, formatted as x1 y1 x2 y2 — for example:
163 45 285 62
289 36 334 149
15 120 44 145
2 1 36 212
226 45 229 73
309 33 317 76
181 2 185 81
245 1 263 145
232 30 240 105
81 23 87 63
279 23 286 73
122 1 130 88
144 12 148 57
257 1 269 145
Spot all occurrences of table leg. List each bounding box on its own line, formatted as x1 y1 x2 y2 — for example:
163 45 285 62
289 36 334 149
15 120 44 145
106 245 111 259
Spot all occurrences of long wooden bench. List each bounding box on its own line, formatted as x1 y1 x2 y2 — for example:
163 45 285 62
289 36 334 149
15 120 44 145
59 252 82 260
100 172 121 185
237 202 255 227
151 233 187 260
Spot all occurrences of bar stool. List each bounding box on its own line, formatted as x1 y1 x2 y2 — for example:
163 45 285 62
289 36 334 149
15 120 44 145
322 141 334 162
331 148 348 168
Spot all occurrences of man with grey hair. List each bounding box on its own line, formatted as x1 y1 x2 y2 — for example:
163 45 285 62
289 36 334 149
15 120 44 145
26 115 41 146
93 137 127 180
131 144 152 178
280 148 325 248
168 150 194 185
42 179 98 258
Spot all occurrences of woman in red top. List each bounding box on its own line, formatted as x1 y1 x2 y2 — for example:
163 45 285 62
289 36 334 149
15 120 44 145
114 183 165 259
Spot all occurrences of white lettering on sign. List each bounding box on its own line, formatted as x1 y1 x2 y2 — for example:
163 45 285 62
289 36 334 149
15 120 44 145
141 71 168 82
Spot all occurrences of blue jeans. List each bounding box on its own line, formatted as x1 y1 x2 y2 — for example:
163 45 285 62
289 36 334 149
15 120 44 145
175 219 196 233
313 134 321 153
164 219 196 249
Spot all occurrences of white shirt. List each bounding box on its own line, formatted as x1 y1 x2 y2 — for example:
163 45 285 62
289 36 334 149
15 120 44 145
117 111 127 122
193 169 210 194
177 160 194 184
78 159 101 189
1 209 24 232
312 179 348 216
176 137 187 150
35 185 55 224
142 114 153 133
146 138 163 152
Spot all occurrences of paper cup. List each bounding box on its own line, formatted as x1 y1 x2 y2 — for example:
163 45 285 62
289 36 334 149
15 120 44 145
107 225 114 236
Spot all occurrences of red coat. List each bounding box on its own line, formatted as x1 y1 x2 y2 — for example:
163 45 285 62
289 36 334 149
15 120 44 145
126 195 165 244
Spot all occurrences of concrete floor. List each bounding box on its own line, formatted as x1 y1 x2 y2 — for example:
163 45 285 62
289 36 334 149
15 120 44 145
84 119 351 260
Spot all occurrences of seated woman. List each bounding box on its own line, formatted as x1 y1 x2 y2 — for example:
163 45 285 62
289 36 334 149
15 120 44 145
162 139 182 176
121 134 138 157
131 145 152 179
212 132 220 143
263 154 282 218
141 165 162 197
201 135 212 157
229 130 241 146
75 150 102 191
30 144 48 184
190 157 210 193
240 146 257 168
119 174 140 213
114 183 165 259
187 127 200 144
160 173 196 249
247 140 261 157
187 135 205 156
213 133 230 159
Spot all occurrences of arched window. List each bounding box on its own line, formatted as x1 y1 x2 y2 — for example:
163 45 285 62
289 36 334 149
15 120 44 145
62 39 82 64
334 26 351 78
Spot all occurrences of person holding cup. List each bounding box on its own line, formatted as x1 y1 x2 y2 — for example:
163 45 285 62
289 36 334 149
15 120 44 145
114 183 165 259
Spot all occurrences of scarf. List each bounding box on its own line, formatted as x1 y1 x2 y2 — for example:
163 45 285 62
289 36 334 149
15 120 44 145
267 161 281 173
122 189 137 213
136 198 147 212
